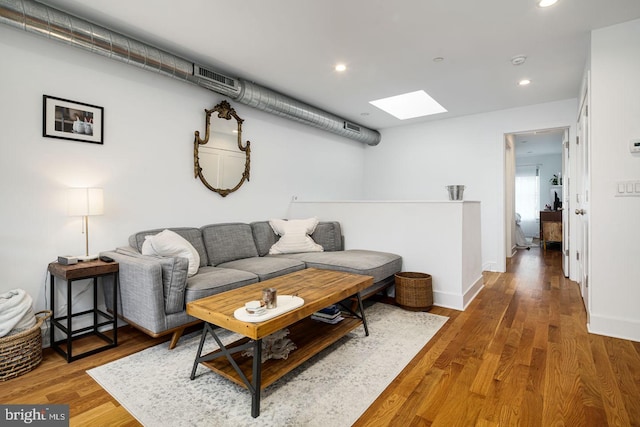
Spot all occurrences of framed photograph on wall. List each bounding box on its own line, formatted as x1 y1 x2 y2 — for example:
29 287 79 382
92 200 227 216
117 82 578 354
43 95 104 144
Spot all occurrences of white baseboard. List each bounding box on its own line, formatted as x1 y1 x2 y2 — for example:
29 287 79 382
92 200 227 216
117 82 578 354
588 313 640 342
483 262 500 272
433 275 484 311
462 275 484 310
432 290 464 311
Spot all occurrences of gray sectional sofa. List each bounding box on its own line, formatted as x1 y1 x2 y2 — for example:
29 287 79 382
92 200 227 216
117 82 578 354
102 221 402 349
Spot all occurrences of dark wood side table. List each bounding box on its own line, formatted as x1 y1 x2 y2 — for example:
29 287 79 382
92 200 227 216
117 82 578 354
540 210 563 252
48 259 119 362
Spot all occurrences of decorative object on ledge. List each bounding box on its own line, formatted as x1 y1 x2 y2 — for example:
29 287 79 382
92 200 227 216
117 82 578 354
43 95 104 144
446 185 465 200
193 100 251 197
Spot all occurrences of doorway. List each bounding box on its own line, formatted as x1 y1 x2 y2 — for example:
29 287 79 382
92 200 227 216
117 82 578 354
505 127 570 276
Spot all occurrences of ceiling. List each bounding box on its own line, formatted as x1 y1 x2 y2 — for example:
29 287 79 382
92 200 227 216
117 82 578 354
38 0 640 131
513 128 565 158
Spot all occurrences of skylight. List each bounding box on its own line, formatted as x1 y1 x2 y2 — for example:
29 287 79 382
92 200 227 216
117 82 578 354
369 90 447 120
537 0 558 7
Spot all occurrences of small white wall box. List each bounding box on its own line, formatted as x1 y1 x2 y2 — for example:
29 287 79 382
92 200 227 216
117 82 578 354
631 139 640 154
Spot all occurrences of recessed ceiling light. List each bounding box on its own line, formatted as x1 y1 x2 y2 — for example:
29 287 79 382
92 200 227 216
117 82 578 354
537 0 558 7
335 64 347 72
518 79 531 86
369 90 447 120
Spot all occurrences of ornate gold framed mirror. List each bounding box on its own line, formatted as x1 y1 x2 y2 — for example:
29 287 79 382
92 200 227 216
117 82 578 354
193 100 251 197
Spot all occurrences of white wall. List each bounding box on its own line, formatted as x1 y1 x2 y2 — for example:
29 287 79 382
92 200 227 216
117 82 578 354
0 25 366 317
289 201 483 310
588 19 640 341
362 99 577 272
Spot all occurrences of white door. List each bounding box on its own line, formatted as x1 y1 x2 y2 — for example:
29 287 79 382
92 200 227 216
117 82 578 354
576 90 591 320
562 128 570 276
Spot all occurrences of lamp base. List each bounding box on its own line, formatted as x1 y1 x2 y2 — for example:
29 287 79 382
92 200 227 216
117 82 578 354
77 254 99 262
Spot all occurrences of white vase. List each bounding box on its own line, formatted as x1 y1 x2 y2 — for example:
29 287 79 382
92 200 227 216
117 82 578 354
72 119 83 133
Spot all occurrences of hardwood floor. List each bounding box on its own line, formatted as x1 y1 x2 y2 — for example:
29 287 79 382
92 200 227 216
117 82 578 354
355 246 640 426
1 246 638 426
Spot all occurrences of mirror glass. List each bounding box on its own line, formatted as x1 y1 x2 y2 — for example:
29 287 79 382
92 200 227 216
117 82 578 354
193 101 250 197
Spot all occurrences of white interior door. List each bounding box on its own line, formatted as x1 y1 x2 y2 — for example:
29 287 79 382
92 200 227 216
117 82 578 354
576 90 591 320
562 129 570 276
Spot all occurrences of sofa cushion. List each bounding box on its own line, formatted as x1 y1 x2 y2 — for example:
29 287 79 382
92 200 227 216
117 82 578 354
185 267 258 302
251 221 279 257
201 223 259 266
251 221 343 256
274 249 402 283
141 229 200 276
311 221 343 252
268 218 324 254
129 227 208 268
217 257 306 281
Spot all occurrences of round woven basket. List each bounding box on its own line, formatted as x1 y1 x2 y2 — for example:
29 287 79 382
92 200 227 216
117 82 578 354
0 310 51 381
395 272 433 311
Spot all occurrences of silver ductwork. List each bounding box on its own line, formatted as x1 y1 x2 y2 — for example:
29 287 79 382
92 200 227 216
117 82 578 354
237 80 372 138
0 0 381 145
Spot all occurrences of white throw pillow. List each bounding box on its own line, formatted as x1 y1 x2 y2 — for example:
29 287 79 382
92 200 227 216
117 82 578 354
141 229 200 277
268 218 324 255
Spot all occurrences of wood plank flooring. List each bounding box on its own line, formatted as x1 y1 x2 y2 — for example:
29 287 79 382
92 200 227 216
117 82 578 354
355 246 640 426
1 246 639 426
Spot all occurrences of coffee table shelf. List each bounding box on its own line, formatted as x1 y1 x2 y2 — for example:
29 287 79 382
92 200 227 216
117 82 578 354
201 315 363 389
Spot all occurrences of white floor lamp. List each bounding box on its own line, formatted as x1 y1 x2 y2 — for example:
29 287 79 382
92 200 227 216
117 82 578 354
67 187 104 261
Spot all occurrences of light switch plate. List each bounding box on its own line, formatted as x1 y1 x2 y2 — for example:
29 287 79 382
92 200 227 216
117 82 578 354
615 180 640 197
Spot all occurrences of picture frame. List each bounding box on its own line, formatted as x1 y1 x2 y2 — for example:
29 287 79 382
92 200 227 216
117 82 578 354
43 95 104 144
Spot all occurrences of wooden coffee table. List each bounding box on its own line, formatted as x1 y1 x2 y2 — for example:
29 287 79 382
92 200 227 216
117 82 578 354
186 268 373 418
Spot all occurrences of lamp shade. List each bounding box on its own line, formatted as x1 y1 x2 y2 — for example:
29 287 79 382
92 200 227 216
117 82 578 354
67 188 104 216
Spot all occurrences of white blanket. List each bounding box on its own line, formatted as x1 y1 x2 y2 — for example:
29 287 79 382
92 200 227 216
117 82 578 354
0 289 36 337
515 213 533 248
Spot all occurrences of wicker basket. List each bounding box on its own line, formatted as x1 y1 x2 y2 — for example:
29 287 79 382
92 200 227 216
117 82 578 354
0 310 51 381
395 272 433 311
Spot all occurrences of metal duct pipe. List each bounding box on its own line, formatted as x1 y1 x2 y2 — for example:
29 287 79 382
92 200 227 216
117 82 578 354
236 80 381 144
0 0 381 145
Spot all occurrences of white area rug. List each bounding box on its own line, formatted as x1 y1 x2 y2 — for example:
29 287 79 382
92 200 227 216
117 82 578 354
88 303 447 427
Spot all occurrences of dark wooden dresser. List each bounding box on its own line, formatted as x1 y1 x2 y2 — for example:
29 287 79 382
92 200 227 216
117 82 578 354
540 210 562 251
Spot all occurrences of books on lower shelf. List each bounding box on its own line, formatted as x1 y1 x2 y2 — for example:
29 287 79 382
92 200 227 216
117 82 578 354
311 305 344 324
